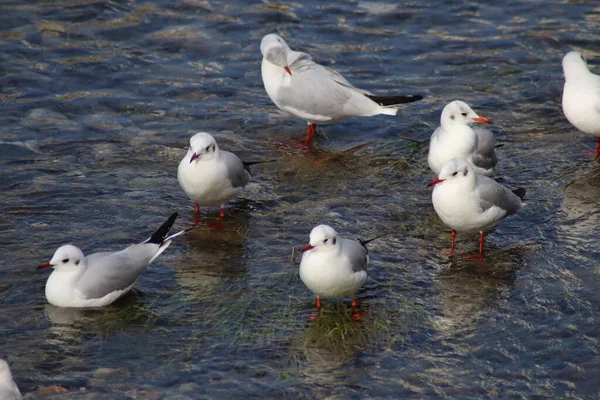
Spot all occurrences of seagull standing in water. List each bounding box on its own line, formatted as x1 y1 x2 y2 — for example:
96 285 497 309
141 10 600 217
562 50 600 161
0 359 21 400
178 132 251 218
260 33 423 147
300 225 376 316
428 158 525 261
428 100 497 176
38 213 185 308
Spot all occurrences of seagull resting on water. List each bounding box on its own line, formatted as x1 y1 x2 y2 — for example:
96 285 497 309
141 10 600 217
38 213 185 308
260 33 423 147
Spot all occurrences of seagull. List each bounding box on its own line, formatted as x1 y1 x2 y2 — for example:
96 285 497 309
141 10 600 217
0 359 21 400
260 33 423 147
38 213 185 308
428 158 525 261
428 100 497 176
178 132 252 218
562 50 600 161
299 224 379 313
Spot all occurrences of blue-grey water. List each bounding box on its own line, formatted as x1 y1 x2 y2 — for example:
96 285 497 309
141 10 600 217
1 0 600 398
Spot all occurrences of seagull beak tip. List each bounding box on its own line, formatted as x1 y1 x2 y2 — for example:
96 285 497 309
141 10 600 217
37 262 53 270
301 243 314 252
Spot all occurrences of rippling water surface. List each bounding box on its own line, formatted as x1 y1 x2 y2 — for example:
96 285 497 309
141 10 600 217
2 0 600 398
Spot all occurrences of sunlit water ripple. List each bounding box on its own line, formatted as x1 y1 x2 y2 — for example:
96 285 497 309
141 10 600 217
1 0 600 398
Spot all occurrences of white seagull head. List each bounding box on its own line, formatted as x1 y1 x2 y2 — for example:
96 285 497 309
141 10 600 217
428 157 476 188
302 224 341 253
260 34 292 75
188 132 220 164
562 51 591 82
39 244 85 271
440 100 491 129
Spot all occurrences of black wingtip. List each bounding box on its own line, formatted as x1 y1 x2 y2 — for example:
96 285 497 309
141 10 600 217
365 94 424 106
148 212 178 244
358 232 393 252
243 159 277 174
512 188 526 200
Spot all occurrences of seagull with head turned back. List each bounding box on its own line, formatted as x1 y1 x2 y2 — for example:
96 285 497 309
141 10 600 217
561 50 600 161
299 224 387 319
260 33 423 147
428 158 525 262
178 132 255 219
428 100 497 176
38 213 186 308
0 359 21 400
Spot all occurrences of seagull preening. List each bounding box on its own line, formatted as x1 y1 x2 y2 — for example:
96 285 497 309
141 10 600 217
299 224 378 315
178 132 251 218
428 158 525 261
260 33 423 147
0 359 21 400
428 100 497 176
38 213 185 308
562 50 600 161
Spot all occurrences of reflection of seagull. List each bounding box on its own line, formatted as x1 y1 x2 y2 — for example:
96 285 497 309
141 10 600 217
428 158 525 261
299 225 369 311
0 359 22 400
562 51 600 161
428 100 497 176
260 33 423 147
38 213 185 308
178 132 251 218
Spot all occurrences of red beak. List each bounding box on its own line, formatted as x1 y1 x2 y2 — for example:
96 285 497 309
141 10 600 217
38 262 53 270
472 116 492 124
189 153 198 163
427 177 445 187
301 243 314 252
284 66 292 76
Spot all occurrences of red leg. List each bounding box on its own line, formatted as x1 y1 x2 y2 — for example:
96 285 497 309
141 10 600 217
596 137 600 162
195 203 200 214
309 296 322 321
302 124 317 147
219 206 225 219
446 230 457 255
466 231 485 262
351 296 363 320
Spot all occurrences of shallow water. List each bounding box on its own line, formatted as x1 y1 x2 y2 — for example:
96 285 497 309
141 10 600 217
1 0 600 398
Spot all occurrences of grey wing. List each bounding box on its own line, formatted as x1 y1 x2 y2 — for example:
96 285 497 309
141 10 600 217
472 128 498 170
76 244 158 299
476 176 522 215
342 239 368 273
277 61 357 119
221 151 250 189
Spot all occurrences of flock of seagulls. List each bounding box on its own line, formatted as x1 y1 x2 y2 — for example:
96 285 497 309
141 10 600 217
18 34 596 388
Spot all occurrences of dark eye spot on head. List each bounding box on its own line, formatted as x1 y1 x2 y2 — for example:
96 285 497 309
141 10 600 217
205 145 210 152
463 169 468 176
449 114 455 120
332 238 337 245
452 171 458 176
461 112 467 117
62 258 69 263
75 260 80 265
323 238 328 243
